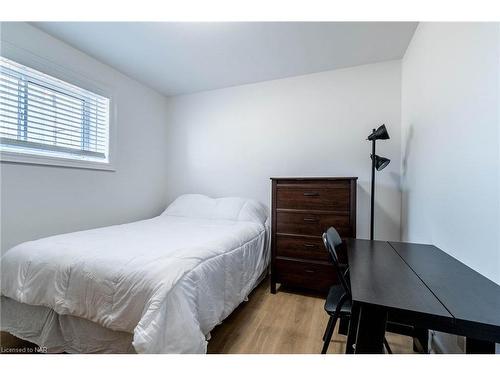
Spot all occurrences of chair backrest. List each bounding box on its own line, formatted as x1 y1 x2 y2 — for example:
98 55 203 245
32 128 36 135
322 227 351 297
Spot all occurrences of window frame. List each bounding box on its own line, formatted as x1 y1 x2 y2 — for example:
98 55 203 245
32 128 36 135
0 44 117 171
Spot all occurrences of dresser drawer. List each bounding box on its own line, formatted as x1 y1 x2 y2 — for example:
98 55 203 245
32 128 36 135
276 185 350 211
270 177 357 294
276 210 351 237
275 258 337 291
276 234 329 261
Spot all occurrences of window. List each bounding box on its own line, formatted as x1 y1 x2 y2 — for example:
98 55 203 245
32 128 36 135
0 57 111 169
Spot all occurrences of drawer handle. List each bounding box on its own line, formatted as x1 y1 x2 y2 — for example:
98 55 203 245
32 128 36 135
304 269 315 273
303 192 320 197
303 217 319 222
303 243 317 248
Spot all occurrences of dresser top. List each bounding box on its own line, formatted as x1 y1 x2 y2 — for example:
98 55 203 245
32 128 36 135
270 176 358 180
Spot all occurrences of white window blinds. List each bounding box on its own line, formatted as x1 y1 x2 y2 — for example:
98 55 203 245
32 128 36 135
0 57 110 163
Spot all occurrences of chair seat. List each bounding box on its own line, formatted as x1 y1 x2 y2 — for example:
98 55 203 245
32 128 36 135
324 284 352 315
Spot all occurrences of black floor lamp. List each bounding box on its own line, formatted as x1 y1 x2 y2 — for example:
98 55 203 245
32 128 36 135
367 124 390 241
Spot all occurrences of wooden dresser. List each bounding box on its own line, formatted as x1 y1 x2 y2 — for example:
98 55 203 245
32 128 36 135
270 177 357 293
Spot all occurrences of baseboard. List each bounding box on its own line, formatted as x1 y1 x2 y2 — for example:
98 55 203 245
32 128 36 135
429 331 464 354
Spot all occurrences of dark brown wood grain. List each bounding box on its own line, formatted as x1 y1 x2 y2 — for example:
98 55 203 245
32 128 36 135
276 210 351 237
275 258 337 292
276 234 329 261
270 177 357 293
276 185 350 211
270 179 278 294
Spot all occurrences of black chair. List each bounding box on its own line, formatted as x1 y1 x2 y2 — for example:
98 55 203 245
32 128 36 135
321 227 392 354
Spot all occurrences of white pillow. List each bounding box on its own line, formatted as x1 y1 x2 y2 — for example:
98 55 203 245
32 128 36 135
162 194 268 225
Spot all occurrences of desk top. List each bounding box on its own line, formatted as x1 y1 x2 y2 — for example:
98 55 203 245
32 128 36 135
346 239 452 320
389 241 500 340
346 238 500 343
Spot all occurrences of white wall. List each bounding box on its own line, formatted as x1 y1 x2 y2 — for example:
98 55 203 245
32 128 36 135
401 23 500 353
165 61 403 240
401 23 500 284
0 23 170 253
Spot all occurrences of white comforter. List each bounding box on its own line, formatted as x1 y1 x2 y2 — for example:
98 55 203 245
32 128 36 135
0 195 269 353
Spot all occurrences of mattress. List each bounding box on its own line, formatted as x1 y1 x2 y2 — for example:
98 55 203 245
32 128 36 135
0 194 270 353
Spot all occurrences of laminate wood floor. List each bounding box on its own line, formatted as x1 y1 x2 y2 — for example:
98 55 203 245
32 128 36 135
0 278 415 354
208 278 415 354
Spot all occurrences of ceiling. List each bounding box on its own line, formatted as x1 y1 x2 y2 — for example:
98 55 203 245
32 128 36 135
33 22 418 96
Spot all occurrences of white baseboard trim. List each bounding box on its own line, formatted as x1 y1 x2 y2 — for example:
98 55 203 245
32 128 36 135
429 331 464 354
431 331 500 354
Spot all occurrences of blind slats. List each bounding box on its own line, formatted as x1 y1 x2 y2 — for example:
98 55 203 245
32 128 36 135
0 64 109 107
1 121 106 148
1 106 107 135
0 94 107 128
0 57 110 162
0 79 108 117
0 63 109 108
1 105 107 134
0 113 107 145
0 137 105 159
1 131 104 150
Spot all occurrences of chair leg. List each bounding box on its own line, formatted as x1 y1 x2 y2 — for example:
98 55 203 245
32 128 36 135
323 315 335 342
321 313 338 354
383 337 392 354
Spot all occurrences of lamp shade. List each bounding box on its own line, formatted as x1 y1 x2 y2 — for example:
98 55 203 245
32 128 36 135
371 154 391 171
367 124 390 141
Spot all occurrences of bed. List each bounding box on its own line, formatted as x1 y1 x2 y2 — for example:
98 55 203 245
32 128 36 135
0 194 270 353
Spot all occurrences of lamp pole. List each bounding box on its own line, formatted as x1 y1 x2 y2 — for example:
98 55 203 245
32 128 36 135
370 129 376 241
367 124 390 241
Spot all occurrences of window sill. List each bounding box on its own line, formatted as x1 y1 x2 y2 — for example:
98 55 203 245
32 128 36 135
0 151 115 171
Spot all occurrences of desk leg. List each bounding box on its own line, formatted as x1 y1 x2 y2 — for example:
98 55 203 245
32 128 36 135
413 327 429 353
338 316 350 336
465 337 496 354
345 302 360 354
354 304 388 354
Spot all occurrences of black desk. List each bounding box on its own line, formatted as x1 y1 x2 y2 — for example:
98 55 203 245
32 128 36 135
346 239 500 354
